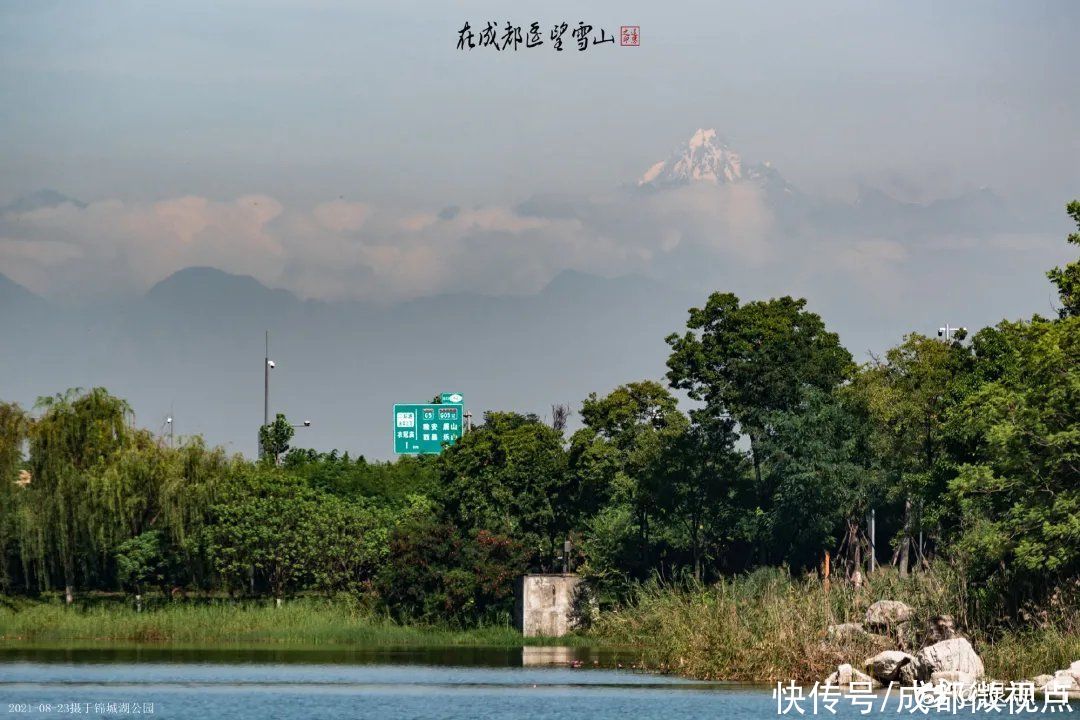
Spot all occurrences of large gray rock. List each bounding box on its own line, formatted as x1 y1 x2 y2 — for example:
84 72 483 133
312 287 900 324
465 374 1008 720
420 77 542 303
865 600 913 631
915 638 984 681
865 650 918 685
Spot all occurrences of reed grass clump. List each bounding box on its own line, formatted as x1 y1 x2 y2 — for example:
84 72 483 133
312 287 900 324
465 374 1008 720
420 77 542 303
590 566 1079 683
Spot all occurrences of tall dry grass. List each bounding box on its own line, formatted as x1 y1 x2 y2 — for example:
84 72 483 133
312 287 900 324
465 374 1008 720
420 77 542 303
591 565 1079 683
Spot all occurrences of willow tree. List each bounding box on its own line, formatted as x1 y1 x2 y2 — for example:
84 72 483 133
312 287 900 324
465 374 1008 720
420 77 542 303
0 401 30 590
27 388 130 602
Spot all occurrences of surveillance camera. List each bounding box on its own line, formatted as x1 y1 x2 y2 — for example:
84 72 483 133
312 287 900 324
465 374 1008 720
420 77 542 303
166 417 172 424
937 329 945 337
303 420 311 427
267 360 276 368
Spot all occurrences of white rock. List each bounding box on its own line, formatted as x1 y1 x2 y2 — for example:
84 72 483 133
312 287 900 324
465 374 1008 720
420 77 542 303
916 638 984 681
1045 670 1080 693
825 663 878 688
865 600 913 630
825 663 853 686
931 670 975 686
1068 660 1080 682
851 668 877 686
1031 674 1054 688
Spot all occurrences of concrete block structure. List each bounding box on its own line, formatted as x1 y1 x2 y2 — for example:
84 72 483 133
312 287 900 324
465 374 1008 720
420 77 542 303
515 573 581 637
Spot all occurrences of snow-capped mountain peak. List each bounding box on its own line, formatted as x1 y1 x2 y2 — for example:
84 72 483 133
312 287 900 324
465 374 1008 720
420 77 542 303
638 128 749 187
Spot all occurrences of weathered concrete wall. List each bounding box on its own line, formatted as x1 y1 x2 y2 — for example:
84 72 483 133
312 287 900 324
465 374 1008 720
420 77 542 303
515 574 580 637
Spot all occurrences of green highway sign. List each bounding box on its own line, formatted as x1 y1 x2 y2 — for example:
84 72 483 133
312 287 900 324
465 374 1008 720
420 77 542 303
440 392 464 404
394 403 464 454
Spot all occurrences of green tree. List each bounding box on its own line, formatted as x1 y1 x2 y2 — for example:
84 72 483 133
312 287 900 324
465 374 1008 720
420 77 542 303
0 402 30 591
569 382 691 587
665 294 854 563
115 530 166 594
259 413 294 465
25 388 130 601
849 334 973 573
202 471 315 599
947 317 1080 607
666 294 853 495
758 387 871 571
376 510 527 624
1047 200 1080 318
437 412 569 569
306 495 390 595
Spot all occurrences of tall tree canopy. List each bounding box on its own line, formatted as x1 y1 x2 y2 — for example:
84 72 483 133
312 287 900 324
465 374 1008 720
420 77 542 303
1047 200 1080 318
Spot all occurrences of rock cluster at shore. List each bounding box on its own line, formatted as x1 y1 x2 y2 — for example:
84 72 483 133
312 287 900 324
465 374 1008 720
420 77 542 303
821 600 1079 697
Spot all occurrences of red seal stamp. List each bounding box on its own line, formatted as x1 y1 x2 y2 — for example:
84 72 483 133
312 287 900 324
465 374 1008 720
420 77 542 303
620 26 639 46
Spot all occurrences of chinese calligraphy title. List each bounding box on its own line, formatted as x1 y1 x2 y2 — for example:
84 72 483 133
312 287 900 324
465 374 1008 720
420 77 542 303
457 22 638 51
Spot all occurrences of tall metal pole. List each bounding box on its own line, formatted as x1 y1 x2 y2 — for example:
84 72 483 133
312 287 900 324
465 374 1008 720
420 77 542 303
264 330 270 429
261 330 269 459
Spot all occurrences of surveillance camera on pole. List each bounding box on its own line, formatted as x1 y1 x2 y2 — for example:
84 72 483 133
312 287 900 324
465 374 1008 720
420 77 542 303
938 323 967 342
267 360 275 369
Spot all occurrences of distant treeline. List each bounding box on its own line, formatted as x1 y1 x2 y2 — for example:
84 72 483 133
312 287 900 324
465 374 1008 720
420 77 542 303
0 202 1077 628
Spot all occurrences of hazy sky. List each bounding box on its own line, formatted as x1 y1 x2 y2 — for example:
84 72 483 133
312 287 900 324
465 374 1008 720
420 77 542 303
1 0 1078 309
3 0 1077 208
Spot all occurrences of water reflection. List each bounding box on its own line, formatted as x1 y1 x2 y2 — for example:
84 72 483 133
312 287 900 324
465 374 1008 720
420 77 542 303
0 643 623 668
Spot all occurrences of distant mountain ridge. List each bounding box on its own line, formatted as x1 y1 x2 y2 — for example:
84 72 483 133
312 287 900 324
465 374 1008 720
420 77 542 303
637 128 1017 237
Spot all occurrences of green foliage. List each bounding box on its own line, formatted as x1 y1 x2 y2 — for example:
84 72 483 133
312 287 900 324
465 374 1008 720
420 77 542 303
947 317 1080 595
0 402 30 590
1046 200 1080 318
437 412 569 569
202 477 316 598
24 388 132 593
375 512 527 625
258 413 294 463
665 293 854 437
115 531 166 593
759 388 869 570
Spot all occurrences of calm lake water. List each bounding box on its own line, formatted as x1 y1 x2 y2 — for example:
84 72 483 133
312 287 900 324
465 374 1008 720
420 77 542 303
0 646 1073 719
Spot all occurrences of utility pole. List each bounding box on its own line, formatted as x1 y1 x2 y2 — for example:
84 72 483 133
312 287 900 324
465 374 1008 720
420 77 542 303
264 330 270 430
260 330 270 459
464 409 473 433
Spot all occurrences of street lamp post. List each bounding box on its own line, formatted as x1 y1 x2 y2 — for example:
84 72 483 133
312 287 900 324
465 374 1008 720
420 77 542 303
260 330 275 459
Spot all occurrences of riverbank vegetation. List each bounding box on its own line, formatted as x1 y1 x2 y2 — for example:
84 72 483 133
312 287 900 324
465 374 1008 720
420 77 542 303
0 596 589 648
593 566 1080 682
0 202 1077 680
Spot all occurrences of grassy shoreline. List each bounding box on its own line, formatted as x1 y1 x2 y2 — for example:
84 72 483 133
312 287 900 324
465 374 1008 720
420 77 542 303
3 569 1077 686
0 597 594 649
